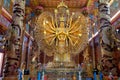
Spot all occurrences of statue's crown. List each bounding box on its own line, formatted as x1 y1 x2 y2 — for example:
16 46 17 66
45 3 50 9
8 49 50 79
57 1 68 8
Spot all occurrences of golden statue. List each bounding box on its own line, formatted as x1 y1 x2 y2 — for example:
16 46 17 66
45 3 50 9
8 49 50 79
73 73 77 80
35 1 89 68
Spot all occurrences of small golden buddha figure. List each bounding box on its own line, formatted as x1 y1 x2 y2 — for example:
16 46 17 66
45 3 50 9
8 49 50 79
72 73 77 80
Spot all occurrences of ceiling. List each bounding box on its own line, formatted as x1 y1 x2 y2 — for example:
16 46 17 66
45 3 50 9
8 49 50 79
26 0 90 14
26 0 120 17
37 0 88 11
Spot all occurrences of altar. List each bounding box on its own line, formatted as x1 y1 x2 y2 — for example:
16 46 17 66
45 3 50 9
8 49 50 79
38 69 81 80
34 1 90 80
